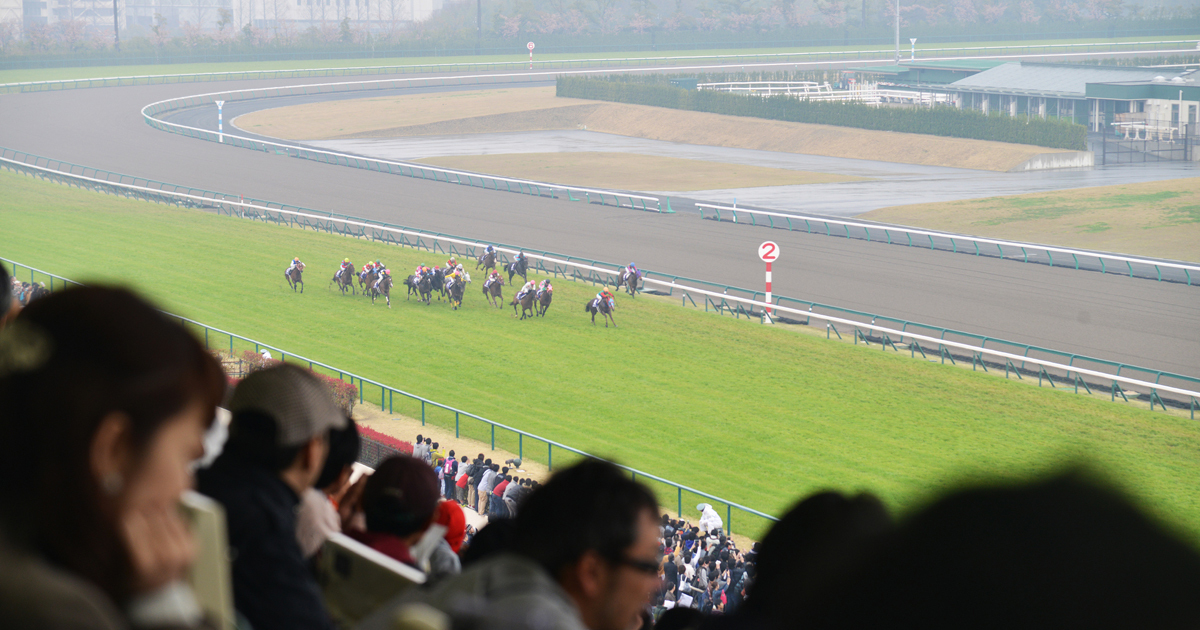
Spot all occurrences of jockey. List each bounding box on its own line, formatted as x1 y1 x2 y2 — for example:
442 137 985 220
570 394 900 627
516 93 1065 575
537 279 553 296
446 257 457 270
340 258 353 273
445 270 460 292
373 268 390 291
626 262 640 278
594 290 615 309
517 279 537 300
484 245 496 256
515 251 527 266
375 260 386 273
485 270 501 288
287 257 303 273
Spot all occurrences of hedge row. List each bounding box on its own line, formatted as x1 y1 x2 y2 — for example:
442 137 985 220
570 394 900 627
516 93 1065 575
557 76 1088 151
237 350 359 415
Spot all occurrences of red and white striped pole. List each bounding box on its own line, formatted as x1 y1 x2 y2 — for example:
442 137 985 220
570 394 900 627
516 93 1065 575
758 241 778 321
765 260 772 314
527 41 535 69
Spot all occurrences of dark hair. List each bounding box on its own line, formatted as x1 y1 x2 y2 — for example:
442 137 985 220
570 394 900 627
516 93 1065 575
0 263 11 322
513 459 657 580
362 456 440 539
0 286 224 605
314 418 360 490
807 475 1200 626
431 442 438 450
461 456 468 463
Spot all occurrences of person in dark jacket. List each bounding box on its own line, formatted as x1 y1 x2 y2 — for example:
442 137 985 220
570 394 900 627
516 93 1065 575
197 364 347 630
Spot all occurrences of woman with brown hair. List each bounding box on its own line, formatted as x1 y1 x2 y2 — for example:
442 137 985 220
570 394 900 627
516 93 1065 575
0 286 225 629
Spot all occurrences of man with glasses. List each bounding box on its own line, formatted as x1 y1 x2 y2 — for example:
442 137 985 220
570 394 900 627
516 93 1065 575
371 459 661 630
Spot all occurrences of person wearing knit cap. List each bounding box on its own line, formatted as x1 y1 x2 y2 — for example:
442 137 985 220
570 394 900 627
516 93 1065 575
350 456 440 570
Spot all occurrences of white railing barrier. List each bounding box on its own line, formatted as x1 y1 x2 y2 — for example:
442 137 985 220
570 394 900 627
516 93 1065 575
6 154 1197 410
139 78 662 213
695 203 1200 284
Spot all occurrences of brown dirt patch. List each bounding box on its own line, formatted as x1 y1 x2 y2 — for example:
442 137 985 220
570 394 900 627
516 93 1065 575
238 86 1069 172
415 152 865 192
859 178 1200 262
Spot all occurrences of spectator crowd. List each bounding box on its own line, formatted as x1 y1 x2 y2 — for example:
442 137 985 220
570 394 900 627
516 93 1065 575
4 278 1200 630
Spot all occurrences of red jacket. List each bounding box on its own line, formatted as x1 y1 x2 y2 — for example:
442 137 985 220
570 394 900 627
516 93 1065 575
493 480 510 497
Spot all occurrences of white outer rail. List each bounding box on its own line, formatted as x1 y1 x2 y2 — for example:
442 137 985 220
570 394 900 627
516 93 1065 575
4 39 1197 91
7 155 1198 403
141 80 662 211
695 203 1200 276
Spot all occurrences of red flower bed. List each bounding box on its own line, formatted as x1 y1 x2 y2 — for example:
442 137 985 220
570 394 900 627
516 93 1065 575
359 425 414 456
227 351 358 415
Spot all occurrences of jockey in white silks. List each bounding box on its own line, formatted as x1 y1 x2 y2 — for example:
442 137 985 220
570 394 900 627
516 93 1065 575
517 280 537 301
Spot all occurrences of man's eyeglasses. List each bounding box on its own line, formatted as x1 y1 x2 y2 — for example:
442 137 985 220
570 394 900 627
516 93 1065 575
612 556 661 577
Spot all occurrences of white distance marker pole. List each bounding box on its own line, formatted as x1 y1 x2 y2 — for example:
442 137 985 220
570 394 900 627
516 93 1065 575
215 100 225 143
758 241 779 321
527 41 535 70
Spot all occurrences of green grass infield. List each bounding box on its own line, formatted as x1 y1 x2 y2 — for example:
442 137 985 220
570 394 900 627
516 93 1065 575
2 168 1199 541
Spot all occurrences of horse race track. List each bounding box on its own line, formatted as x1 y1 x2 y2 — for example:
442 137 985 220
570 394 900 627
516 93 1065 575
4 168 1200 540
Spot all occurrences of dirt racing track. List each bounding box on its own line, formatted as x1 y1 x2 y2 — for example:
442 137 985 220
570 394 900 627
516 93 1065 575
0 68 1197 379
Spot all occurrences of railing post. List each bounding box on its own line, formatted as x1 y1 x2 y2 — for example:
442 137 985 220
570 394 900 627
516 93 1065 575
678 487 683 517
455 411 460 438
491 424 495 450
421 400 426 425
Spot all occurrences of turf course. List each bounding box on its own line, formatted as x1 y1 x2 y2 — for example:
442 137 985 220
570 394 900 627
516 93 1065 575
3 168 1200 541
2 34 1194 84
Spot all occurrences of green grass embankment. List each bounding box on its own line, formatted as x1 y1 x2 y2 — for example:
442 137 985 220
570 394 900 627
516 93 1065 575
2 168 1199 541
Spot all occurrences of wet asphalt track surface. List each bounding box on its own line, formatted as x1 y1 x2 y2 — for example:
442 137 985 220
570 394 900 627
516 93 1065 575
0 71 1197 378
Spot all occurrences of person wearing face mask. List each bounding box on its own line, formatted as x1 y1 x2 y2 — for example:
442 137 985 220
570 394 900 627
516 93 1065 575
0 286 225 629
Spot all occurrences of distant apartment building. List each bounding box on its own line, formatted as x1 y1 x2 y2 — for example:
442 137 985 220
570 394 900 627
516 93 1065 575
16 0 443 36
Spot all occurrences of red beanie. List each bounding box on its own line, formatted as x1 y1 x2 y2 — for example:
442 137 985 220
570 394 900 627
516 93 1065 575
436 500 467 553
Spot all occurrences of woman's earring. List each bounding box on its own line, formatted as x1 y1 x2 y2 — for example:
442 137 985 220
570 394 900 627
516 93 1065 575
102 472 124 496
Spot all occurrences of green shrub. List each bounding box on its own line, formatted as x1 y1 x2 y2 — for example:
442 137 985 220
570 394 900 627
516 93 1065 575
557 76 1088 151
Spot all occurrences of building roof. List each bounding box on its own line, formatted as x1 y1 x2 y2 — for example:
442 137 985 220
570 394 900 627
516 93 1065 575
948 62 1182 99
902 59 1007 71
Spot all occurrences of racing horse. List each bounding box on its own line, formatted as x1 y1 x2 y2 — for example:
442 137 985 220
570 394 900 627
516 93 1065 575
476 250 496 273
429 267 447 301
371 273 393 307
536 287 553 317
584 295 616 328
331 264 356 295
617 267 641 296
506 256 529 286
359 268 379 293
405 273 433 304
446 275 466 310
285 263 305 293
482 276 504 308
510 290 536 321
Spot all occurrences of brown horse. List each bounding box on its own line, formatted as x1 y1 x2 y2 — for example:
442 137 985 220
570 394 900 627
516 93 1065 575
476 250 496 272
359 268 379 293
536 288 553 317
511 290 536 320
584 295 616 327
285 263 305 293
371 273 393 307
331 264 355 295
483 276 504 308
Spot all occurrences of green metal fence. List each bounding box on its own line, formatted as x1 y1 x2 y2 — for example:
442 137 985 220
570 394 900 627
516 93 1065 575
1 256 781 539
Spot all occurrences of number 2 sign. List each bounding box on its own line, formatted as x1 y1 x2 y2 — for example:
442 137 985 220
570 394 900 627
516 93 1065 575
758 241 779 262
